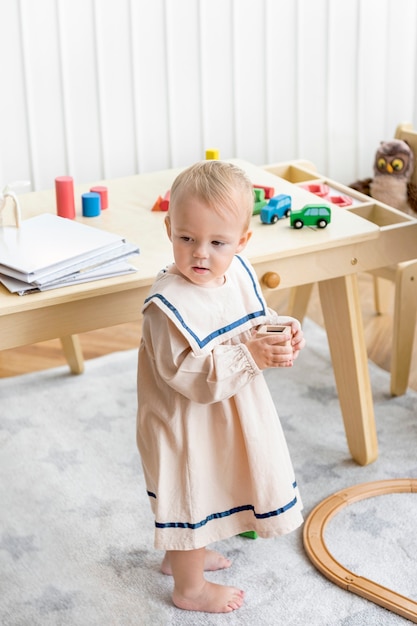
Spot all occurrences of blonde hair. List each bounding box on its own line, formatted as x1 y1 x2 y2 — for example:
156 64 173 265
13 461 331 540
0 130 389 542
169 161 254 230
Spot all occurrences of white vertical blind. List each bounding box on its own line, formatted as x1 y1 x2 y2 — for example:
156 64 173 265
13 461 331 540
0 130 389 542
264 0 298 165
199 0 236 160
164 0 203 168
326 1 359 183
296 0 329 173
0 0 416 191
55 0 103 183
131 0 171 173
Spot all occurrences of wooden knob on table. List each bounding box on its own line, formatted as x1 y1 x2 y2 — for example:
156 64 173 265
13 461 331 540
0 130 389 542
262 271 281 289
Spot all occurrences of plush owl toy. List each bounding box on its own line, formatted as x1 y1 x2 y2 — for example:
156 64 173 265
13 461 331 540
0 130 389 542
350 139 417 216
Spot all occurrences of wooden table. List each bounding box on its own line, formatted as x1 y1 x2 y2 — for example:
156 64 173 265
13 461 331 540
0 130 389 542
1 159 416 466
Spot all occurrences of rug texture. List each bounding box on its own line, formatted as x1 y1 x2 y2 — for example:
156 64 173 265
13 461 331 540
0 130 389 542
1 318 416 626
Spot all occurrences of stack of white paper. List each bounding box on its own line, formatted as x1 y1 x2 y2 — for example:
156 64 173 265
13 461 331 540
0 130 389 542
0 214 139 295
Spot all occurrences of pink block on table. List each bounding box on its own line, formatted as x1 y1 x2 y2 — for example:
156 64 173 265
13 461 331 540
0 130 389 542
55 176 76 219
90 186 109 210
253 184 275 199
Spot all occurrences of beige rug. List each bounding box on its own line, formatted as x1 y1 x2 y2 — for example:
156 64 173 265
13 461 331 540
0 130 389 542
1 318 416 625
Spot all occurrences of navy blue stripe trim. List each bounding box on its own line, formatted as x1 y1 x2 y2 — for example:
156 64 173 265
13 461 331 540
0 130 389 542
144 256 266 348
235 255 265 311
153 482 299 530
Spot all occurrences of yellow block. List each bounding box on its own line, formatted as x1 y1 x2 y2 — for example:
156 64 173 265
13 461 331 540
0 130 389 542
205 149 220 160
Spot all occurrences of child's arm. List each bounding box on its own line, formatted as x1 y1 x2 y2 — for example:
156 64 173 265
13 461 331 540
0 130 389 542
142 307 262 404
142 307 306 404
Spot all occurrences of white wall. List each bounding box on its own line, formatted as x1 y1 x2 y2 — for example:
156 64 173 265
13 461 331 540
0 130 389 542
0 0 416 192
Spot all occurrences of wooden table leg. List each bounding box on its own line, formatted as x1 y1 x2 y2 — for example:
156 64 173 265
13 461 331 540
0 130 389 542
318 274 378 466
287 283 314 322
391 261 417 396
60 335 84 374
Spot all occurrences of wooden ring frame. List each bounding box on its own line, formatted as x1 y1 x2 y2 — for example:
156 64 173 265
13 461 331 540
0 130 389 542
303 479 417 623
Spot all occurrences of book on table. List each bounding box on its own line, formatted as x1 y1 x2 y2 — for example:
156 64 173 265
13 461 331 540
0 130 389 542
0 260 138 295
0 213 139 294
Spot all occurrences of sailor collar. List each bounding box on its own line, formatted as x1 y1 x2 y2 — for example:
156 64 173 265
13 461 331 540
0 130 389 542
143 255 268 355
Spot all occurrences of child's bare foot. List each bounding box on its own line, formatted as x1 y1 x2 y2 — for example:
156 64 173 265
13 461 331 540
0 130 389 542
161 549 232 575
172 580 244 613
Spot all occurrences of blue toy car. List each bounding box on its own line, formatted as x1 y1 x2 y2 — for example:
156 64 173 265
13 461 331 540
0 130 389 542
260 194 292 224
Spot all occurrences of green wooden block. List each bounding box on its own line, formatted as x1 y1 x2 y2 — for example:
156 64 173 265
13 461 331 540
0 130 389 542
239 530 258 539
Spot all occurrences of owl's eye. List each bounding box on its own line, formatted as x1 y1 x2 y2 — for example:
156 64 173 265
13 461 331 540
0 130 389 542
391 158 404 171
377 157 387 171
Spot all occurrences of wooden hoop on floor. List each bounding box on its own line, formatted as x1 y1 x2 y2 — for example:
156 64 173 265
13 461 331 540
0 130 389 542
303 479 417 623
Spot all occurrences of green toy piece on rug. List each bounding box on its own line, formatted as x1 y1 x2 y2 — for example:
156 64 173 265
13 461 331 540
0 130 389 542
240 530 258 539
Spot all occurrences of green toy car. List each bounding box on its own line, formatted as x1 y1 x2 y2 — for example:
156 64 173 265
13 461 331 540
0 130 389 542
290 204 331 229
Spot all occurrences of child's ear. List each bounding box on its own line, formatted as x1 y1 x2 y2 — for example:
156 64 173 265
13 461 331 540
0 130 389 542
164 214 172 240
236 230 252 252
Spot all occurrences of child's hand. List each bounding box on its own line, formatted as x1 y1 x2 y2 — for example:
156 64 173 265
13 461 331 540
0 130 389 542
245 332 294 370
245 320 306 370
288 320 306 361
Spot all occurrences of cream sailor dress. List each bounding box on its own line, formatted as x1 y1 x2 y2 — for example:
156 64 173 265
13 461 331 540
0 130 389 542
137 255 303 551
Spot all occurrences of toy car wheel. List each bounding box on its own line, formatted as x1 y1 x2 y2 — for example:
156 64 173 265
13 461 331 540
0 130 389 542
284 209 291 217
317 219 328 228
271 215 278 224
293 219 304 229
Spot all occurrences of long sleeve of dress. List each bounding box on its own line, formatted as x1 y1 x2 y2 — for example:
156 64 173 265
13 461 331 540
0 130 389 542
141 304 262 404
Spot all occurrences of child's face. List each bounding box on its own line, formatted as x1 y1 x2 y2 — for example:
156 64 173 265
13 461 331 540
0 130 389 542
165 193 252 288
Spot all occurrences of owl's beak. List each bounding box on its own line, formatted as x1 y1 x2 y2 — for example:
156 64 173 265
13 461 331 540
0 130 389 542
386 163 393 174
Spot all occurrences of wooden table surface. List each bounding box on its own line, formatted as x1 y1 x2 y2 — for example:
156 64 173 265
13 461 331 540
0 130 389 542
1 159 417 466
